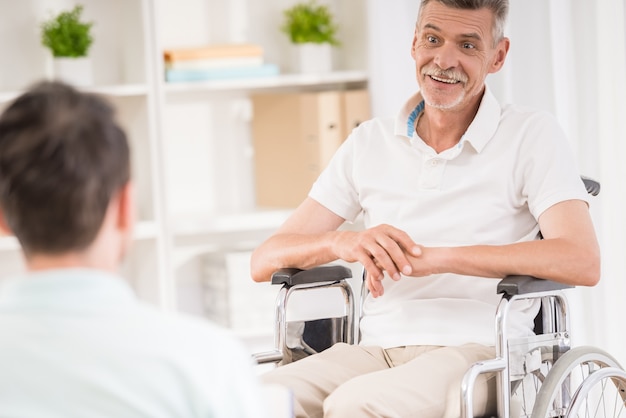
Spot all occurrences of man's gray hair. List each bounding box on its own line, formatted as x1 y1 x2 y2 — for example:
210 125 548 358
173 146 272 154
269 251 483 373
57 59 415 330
417 0 509 45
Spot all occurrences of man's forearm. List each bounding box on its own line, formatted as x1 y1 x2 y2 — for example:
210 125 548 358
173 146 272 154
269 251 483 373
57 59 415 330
416 239 600 286
250 232 340 282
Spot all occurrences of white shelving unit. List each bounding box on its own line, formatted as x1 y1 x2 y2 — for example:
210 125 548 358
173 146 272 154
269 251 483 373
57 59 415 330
163 70 368 94
0 0 170 310
0 0 368 345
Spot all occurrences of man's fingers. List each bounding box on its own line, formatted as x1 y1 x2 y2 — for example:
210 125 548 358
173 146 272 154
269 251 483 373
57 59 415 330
368 243 403 280
365 270 384 298
340 225 424 298
373 233 412 277
387 227 422 257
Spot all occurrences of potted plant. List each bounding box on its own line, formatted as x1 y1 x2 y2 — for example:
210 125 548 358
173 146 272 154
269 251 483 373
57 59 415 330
280 1 339 73
41 4 94 86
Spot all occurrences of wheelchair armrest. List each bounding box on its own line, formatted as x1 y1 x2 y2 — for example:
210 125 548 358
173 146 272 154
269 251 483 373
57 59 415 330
271 265 353 287
497 275 573 297
581 176 601 196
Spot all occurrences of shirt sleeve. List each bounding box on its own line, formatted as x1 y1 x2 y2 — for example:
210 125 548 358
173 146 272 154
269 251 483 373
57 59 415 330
308 129 362 222
518 111 590 219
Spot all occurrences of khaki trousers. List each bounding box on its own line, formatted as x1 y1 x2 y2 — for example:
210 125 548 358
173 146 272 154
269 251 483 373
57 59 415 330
261 342 497 418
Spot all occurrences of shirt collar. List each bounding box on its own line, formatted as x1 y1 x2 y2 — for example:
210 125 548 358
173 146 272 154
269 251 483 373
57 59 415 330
0 268 136 312
394 85 502 154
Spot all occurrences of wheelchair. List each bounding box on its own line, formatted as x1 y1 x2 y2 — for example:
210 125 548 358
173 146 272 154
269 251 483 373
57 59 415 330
254 178 626 418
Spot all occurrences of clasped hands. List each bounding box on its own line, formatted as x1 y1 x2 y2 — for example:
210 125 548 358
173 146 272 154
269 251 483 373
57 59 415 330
333 224 432 298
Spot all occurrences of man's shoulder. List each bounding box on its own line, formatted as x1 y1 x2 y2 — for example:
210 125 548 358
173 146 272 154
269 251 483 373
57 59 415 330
500 102 558 124
347 116 399 144
495 103 564 143
354 115 395 133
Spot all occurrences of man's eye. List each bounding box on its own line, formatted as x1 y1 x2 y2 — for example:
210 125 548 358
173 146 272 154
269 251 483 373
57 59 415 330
427 35 438 43
462 42 475 49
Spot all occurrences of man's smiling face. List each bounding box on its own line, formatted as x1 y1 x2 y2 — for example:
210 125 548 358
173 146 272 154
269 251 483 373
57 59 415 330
411 2 508 111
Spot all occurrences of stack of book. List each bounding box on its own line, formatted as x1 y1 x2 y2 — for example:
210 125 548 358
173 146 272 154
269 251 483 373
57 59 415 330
163 43 280 83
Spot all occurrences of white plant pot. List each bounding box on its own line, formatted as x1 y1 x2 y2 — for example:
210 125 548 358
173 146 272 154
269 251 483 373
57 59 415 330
295 43 332 74
53 57 93 86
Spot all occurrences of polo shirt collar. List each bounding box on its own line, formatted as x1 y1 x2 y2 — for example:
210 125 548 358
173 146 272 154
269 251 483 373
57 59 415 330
0 268 135 312
395 91 425 138
394 85 502 153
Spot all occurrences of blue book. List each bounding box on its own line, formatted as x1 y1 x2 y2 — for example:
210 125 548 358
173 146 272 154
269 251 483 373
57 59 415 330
165 63 280 82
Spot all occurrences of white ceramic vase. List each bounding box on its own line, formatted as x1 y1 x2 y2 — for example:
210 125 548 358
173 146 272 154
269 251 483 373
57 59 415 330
295 43 332 74
53 57 93 86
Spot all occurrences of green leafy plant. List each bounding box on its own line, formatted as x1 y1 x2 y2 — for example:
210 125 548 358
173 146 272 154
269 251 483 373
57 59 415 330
281 1 340 45
41 5 94 58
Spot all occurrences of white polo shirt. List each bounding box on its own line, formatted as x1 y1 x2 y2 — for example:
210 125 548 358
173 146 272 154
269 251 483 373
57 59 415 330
309 86 589 348
0 269 267 418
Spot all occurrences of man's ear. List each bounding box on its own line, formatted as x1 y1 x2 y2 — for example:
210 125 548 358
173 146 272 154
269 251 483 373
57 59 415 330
489 37 510 74
411 30 418 60
0 209 11 235
115 182 135 233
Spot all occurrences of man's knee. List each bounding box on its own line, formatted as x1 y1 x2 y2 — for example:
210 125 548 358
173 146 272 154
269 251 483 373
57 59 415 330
261 368 321 418
324 383 367 417
323 377 390 418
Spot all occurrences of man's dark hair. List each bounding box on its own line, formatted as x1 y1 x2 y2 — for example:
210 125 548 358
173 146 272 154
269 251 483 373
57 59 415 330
0 81 130 256
418 0 509 44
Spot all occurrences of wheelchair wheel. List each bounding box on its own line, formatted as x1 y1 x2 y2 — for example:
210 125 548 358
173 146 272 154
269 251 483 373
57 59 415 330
530 346 625 418
566 366 626 417
510 347 560 417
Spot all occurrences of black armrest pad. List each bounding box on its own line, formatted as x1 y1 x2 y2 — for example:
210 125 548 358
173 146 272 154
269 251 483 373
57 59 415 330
581 176 601 196
497 275 573 296
271 265 353 286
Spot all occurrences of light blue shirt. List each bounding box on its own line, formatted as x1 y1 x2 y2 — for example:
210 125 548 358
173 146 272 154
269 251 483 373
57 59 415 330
0 268 267 418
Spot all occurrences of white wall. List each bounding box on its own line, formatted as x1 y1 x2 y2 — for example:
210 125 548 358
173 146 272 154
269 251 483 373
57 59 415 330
365 0 419 118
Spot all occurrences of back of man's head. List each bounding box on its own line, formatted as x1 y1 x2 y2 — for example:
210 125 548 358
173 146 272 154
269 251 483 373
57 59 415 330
0 81 130 257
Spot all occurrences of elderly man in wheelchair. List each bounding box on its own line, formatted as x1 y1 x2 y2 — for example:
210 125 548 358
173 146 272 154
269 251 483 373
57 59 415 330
250 0 626 417
255 240 626 418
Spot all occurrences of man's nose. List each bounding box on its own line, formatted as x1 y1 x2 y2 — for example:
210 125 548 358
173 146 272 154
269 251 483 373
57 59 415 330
433 42 460 70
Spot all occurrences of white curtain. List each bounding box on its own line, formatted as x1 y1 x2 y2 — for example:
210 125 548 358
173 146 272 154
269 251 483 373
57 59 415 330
366 0 626 365
590 0 626 363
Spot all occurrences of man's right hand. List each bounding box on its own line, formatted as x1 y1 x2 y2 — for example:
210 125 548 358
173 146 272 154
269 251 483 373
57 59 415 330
250 198 421 289
333 225 422 297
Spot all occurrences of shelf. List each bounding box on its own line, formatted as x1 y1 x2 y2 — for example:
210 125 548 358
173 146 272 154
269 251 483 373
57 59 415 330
163 70 368 94
0 235 20 252
172 209 293 236
86 84 151 97
0 83 150 104
133 221 161 240
0 221 159 254
0 0 369 313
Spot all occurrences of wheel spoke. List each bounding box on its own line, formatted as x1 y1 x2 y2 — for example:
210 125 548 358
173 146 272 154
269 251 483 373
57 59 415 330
530 347 626 418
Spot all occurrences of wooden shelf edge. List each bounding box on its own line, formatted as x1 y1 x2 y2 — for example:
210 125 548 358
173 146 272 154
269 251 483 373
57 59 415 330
0 220 157 254
163 70 369 94
0 83 150 104
87 83 151 97
171 209 294 236
0 235 20 252
133 220 160 240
